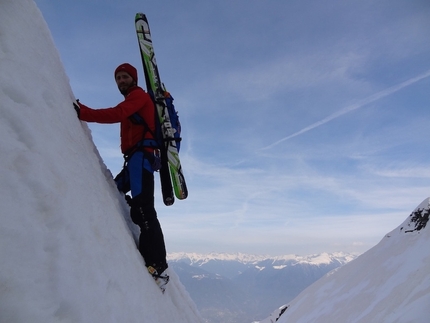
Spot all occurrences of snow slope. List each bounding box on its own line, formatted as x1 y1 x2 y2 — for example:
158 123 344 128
271 198 430 323
0 1 203 322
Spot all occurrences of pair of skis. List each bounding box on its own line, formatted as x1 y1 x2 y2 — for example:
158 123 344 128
135 13 188 206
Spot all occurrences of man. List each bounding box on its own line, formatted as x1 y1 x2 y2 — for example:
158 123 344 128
75 63 169 288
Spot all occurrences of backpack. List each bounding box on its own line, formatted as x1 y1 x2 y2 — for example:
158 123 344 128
162 92 181 152
128 90 181 157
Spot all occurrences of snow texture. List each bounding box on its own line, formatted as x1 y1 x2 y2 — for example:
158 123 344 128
272 198 430 323
0 1 203 322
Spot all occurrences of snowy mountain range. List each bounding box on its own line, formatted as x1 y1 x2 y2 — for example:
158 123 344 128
167 252 357 323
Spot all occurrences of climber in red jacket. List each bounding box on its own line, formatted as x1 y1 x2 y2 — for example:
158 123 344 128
78 65 156 154
74 63 169 287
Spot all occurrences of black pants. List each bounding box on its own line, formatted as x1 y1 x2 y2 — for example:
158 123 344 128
130 183 168 273
115 152 168 273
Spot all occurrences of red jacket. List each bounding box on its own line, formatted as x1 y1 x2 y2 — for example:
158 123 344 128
78 86 156 154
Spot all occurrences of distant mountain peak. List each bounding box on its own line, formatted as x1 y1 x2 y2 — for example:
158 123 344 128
168 251 357 266
168 252 269 264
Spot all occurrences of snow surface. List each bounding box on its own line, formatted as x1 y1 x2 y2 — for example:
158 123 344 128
265 198 430 323
0 1 203 322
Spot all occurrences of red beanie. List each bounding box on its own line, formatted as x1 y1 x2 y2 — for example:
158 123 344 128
114 63 138 83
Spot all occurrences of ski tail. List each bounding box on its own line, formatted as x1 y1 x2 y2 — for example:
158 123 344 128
159 146 174 206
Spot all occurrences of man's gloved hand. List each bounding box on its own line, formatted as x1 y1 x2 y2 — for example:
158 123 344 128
73 100 80 118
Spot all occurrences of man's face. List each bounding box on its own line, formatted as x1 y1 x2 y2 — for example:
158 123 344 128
115 71 135 95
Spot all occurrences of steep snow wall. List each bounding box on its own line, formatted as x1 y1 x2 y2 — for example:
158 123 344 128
275 198 430 323
0 1 202 322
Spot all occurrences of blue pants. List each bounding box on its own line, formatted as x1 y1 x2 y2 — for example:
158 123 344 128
115 151 153 198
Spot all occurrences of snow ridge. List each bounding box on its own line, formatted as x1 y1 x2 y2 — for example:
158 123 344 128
266 198 430 323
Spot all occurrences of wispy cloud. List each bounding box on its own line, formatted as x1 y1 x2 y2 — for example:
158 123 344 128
261 69 430 150
213 50 368 102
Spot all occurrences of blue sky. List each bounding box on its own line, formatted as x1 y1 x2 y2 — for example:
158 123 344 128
34 0 430 256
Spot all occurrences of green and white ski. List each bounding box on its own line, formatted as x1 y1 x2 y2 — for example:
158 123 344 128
135 13 188 205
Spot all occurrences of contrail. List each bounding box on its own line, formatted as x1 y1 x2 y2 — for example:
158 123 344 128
262 69 430 150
